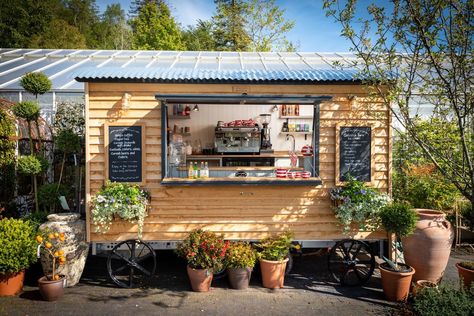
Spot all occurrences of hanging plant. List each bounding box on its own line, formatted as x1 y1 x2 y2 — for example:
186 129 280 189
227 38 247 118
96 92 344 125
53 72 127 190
91 181 150 238
330 177 390 233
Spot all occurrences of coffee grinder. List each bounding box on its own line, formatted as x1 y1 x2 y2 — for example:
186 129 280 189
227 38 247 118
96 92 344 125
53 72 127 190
259 114 273 153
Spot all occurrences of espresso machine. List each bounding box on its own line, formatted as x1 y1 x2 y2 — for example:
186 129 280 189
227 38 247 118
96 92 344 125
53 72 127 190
259 114 273 153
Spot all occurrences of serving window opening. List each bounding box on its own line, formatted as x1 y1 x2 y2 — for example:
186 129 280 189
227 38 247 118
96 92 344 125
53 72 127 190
157 94 331 185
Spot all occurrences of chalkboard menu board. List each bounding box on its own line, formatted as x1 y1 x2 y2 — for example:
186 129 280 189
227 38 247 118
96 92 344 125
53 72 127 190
339 126 371 182
107 125 143 182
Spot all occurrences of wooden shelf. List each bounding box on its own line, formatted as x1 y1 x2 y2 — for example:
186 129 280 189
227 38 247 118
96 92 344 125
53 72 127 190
172 132 191 136
279 115 313 119
169 115 191 119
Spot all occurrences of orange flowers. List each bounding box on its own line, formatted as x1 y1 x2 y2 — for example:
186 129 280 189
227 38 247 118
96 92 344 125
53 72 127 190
36 235 43 244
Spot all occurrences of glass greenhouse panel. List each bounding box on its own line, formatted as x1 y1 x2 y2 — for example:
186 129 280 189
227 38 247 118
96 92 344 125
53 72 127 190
0 92 20 102
196 58 219 70
0 59 30 73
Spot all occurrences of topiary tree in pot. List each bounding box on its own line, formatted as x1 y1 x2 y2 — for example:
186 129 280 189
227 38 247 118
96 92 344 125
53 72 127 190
0 218 37 296
378 203 418 302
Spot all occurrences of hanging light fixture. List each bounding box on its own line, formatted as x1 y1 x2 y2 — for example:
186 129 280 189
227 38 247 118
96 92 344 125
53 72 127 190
192 104 199 112
271 105 279 112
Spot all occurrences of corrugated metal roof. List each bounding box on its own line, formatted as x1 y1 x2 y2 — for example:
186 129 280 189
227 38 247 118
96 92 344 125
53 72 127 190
74 67 361 83
0 49 361 91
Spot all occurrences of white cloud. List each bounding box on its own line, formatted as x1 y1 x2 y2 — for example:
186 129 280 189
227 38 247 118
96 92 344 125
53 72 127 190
169 0 214 27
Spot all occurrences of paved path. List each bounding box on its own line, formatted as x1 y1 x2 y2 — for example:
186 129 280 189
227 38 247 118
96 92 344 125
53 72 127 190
1 249 472 316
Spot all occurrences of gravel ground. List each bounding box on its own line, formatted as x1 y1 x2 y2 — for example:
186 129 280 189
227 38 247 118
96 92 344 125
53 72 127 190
1 247 472 316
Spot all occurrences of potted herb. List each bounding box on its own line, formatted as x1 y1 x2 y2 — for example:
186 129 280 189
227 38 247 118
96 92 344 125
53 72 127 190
175 229 229 292
378 203 418 301
36 229 67 301
0 218 37 296
330 177 390 233
226 242 257 290
255 231 293 289
91 181 149 238
456 261 474 289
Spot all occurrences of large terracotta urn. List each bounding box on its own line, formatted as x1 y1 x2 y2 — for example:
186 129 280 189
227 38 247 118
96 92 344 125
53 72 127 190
260 258 289 289
39 213 89 287
402 209 453 283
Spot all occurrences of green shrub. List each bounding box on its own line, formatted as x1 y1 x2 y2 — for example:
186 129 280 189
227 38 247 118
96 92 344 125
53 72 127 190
20 72 51 96
55 129 81 153
38 183 69 213
226 242 257 269
36 155 49 173
0 218 37 274
412 282 474 316
459 261 474 271
17 155 42 175
12 101 40 121
255 231 293 261
393 164 461 211
0 108 15 168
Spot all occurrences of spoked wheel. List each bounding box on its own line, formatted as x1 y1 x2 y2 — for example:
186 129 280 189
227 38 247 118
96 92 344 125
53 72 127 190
328 239 375 286
107 239 157 288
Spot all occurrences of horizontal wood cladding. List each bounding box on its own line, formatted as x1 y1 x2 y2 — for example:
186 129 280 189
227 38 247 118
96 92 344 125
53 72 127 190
86 82 391 242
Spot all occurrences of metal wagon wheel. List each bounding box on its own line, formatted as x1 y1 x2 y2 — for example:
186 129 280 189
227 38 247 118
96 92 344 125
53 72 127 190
107 239 157 288
328 239 375 286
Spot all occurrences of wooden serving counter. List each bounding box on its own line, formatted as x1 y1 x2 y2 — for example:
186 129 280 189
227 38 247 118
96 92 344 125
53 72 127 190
177 166 304 171
161 177 322 186
187 151 306 158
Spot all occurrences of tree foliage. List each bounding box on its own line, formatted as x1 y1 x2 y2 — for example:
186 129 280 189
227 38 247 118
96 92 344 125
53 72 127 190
129 0 184 50
182 20 217 51
245 0 295 52
324 0 474 202
12 101 40 122
29 19 87 49
213 0 251 51
96 4 131 50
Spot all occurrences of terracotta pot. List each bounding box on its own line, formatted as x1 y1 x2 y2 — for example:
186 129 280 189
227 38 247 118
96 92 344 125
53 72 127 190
0 270 25 296
402 209 453 283
227 267 252 290
39 213 89 287
412 280 438 296
456 263 474 289
186 266 213 292
379 263 415 302
38 276 65 301
260 258 289 289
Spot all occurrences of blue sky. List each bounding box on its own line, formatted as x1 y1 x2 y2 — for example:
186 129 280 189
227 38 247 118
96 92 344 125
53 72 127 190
96 0 375 52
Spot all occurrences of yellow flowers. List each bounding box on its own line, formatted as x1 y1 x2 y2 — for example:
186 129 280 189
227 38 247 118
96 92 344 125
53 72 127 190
36 235 43 244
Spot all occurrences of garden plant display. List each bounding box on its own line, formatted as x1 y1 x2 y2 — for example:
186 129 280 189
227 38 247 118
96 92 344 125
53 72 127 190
91 181 149 237
330 177 390 233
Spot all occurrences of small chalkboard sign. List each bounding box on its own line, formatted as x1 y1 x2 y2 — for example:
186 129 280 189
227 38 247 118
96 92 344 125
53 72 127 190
106 125 143 183
336 125 373 183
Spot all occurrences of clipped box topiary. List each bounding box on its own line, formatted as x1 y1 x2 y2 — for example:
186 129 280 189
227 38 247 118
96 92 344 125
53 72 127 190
0 218 37 296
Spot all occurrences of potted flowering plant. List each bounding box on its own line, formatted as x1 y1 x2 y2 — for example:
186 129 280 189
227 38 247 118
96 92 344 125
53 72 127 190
225 242 257 290
255 231 293 289
36 230 67 301
91 181 149 238
175 229 230 292
330 177 390 233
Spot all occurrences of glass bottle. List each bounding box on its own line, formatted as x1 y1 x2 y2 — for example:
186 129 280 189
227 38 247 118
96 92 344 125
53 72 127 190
188 162 194 179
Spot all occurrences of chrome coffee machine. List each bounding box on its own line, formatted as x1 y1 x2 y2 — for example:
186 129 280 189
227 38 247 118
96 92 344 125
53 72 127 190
259 114 273 153
214 121 261 154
